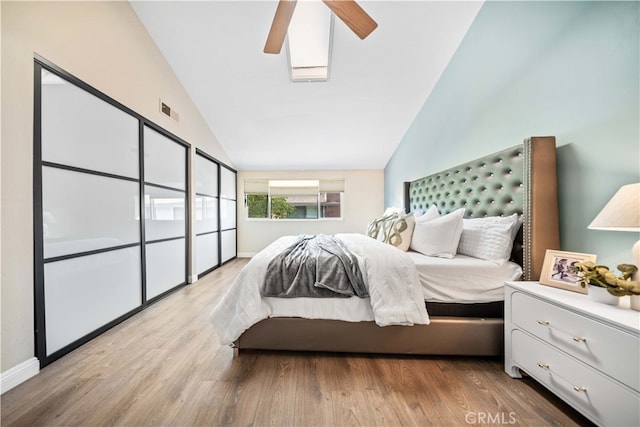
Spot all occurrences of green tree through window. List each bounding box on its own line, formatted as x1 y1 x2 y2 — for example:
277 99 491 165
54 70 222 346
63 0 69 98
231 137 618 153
270 197 296 218
247 194 296 218
247 194 267 218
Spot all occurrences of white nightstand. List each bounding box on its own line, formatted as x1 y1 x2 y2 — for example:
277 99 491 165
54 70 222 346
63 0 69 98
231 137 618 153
505 281 640 427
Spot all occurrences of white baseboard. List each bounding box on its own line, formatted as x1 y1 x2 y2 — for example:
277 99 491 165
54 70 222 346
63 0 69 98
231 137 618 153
189 274 198 284
237 252 256 258
1 357 39 394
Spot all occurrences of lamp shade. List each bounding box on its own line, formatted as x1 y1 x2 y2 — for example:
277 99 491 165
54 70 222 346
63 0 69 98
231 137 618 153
588 183 640 231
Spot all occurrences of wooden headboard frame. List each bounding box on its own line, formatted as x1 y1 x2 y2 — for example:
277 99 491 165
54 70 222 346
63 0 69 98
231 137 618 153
403 136 560 280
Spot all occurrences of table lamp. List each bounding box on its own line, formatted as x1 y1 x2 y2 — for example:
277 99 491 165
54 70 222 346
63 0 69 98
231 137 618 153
588 183 640 309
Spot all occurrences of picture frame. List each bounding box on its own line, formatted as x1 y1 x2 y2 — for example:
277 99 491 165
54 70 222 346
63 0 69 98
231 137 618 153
539 249 597 294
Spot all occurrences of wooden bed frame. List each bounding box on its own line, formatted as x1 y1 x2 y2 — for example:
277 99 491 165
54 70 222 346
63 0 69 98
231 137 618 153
234 136 560 356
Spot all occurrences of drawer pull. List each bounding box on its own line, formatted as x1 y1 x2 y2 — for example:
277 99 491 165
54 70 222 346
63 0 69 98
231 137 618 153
537 363 588 393
536 320 588 345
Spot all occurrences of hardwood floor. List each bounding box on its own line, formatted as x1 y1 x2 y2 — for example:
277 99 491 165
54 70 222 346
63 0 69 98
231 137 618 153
1 258 594 426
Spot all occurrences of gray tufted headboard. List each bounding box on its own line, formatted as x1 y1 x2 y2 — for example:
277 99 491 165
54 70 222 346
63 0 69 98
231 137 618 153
403 136 560 280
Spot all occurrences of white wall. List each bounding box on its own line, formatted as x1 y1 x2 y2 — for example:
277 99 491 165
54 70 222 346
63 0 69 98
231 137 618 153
238 170 384 256
1 1 231 376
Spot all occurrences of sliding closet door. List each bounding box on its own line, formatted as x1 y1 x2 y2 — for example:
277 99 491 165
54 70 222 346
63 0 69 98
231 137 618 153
35 58 191 367
195 151 219 275
143 126 188 300
37 66 142 358
220 166 237 263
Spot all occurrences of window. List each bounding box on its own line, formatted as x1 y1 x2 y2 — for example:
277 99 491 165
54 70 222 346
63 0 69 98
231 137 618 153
245 179 343 219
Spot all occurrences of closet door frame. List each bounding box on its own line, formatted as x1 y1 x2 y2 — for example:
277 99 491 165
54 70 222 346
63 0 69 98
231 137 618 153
142 124 189 302
194 149 237 277
33 56 190 367
219 163 237 266
194 149 220 277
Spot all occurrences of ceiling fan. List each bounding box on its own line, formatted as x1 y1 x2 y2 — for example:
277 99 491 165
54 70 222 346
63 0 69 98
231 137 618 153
264 0 378 54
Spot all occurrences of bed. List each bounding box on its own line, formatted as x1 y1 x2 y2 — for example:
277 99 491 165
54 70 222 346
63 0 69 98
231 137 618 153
211 136 560 356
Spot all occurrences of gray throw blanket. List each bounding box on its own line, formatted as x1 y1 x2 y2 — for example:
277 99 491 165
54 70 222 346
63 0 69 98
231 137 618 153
261 234 368 298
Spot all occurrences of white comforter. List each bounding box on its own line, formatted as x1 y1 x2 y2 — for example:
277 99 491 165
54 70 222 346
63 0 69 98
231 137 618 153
210 233 429 345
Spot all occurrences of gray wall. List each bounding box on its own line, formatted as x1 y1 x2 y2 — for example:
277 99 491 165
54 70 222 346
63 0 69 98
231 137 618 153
385 1 639 267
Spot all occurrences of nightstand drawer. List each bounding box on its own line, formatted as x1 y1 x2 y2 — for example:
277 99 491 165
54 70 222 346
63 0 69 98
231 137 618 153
511 291 639 391
512 329 640 427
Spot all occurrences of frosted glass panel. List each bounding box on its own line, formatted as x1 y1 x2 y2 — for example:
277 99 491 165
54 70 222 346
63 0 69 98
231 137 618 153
220 199 236 230
195 155 218 196
42 167 140 259
44 247 142 355
41 69 139 178
144 126 186 190
144 186 186 241
196 196 218 234
221 229 236 263
196 232 219 275
146 239 186 299
220 167 236 200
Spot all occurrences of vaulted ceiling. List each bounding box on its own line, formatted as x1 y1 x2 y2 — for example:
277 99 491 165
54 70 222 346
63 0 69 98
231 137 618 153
130 1 484 170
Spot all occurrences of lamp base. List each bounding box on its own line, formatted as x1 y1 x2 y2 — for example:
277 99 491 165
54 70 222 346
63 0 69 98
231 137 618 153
632 240 640 312
634 240 640 281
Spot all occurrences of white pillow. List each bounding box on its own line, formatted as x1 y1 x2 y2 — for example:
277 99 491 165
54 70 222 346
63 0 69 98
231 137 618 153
415 204 439 222
410 208 465 258
377 213 415 252
457 213 521 264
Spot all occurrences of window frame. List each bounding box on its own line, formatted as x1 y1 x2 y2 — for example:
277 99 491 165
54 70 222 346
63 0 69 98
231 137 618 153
245 179 344 221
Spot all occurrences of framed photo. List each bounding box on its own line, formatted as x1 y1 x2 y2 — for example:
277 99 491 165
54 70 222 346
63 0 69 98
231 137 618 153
539 249 597 294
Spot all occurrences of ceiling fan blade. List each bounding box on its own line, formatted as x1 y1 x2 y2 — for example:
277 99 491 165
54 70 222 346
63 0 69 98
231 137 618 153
322 0 378 40
264 0 298 54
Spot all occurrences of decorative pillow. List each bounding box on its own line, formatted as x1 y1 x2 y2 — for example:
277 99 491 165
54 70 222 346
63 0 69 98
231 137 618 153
410 208 465 258
414 204 439 223
377 213 415 252
457 213 522 264
366 214 394 238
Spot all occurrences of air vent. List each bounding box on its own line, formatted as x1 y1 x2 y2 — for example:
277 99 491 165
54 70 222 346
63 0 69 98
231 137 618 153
159 99 179 122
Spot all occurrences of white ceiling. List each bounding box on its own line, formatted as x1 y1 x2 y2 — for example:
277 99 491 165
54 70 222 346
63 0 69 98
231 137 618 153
131 1 484 171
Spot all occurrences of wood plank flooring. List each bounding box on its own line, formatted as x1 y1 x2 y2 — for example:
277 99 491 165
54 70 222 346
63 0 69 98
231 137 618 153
1 258 594 426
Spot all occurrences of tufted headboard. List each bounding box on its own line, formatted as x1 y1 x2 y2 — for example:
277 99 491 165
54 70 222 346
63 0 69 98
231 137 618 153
403 136 560 280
